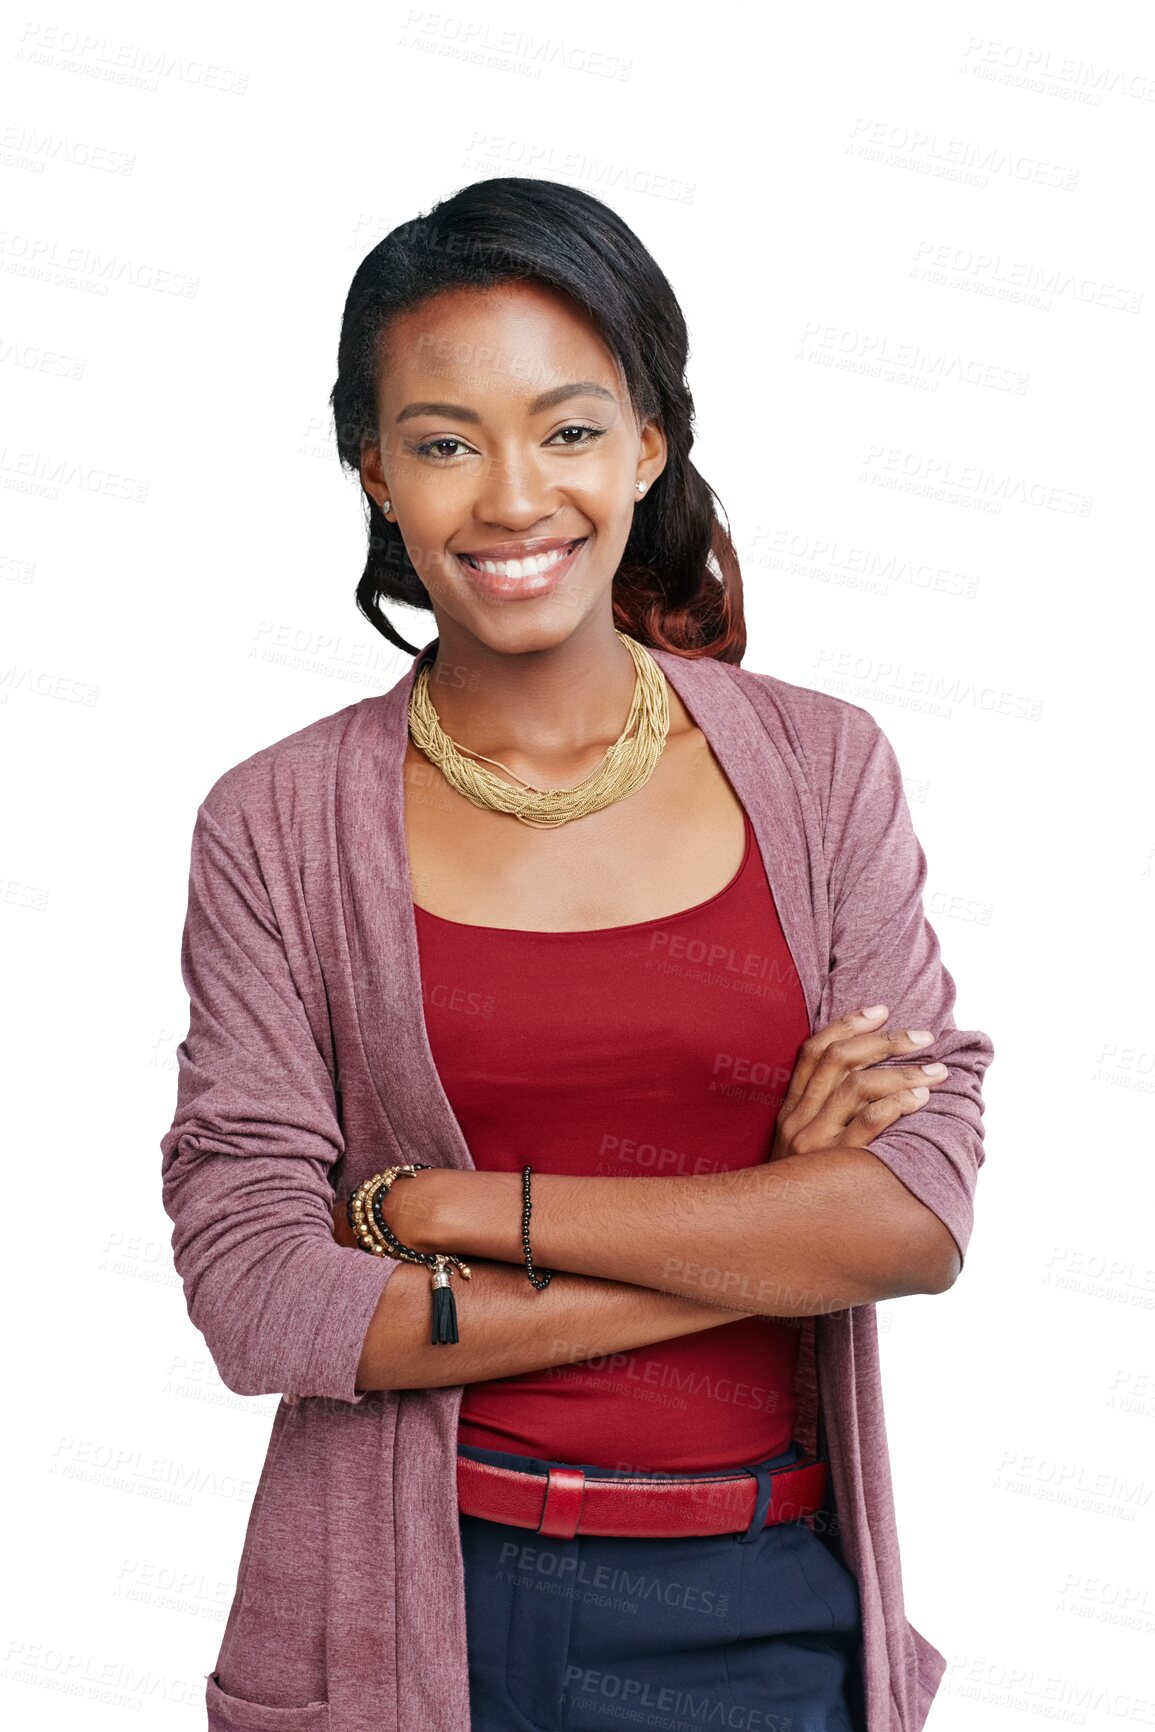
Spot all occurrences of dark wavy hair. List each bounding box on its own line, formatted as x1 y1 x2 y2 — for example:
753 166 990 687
329 177 746 663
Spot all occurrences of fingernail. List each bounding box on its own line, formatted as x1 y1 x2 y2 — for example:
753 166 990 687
907 1029 934 1044
921 1063 948 1077
911 1086 930 1101
860 1003 887 1018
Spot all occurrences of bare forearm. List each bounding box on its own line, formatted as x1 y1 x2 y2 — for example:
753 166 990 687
354 1258 755 1393
421 1151 959 1317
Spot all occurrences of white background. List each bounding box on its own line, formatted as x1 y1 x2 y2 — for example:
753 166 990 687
3 0 1153 1726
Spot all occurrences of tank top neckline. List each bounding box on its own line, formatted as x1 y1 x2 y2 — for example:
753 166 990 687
412 806 754 938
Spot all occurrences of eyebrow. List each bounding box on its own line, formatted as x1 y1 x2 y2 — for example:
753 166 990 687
395 381 617 424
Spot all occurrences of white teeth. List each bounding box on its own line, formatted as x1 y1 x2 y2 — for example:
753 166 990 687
461 542 580 579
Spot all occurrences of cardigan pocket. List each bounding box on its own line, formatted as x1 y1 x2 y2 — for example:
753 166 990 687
206 1670 330 1730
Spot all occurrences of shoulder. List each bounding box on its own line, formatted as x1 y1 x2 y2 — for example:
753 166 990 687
710 659 914 864
706 657 895 788
197 695 387 838
721 659 879 735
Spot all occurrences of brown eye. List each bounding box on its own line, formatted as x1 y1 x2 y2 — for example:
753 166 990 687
548 426 608 447
412 438 475 461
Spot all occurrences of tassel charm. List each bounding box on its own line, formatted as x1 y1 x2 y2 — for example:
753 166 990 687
430 1255 471 1345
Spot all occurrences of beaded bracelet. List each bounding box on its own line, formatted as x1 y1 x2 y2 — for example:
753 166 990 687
521 1165 553 1290
347 1165 471 1344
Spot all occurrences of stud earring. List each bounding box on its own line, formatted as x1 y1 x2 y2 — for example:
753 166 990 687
382 499 391 514
636 481 647 494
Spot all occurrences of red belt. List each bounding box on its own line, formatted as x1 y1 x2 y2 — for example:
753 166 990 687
456 1452 828 1540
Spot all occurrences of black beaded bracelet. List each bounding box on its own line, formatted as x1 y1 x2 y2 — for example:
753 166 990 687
521 1165 553 1290
346 1165 472 1345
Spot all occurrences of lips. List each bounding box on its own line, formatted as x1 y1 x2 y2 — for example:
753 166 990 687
453 537 587 599
456 537 585 578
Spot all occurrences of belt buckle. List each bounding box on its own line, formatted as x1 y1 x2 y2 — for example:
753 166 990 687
536 1464 586 1540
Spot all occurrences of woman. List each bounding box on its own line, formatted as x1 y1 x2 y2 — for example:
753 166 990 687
161 178 994 1732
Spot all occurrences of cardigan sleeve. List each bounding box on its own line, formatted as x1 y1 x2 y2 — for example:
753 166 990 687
822 707 995 1270
159 800 398 1402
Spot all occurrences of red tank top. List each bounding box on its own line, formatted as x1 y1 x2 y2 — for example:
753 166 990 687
413 805 812 1472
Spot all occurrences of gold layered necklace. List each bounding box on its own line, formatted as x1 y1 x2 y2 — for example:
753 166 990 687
407 630 670 829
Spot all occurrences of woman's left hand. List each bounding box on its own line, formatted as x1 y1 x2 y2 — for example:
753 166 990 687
342 1167 447 1253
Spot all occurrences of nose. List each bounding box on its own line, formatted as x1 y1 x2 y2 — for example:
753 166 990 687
471 442 558 530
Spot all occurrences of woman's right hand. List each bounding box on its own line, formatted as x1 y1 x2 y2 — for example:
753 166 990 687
769 1004 948 1163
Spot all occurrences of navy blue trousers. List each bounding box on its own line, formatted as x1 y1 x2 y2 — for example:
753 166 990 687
457 1439 867 1732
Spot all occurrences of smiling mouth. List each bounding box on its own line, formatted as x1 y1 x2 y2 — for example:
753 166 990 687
456 538 586 580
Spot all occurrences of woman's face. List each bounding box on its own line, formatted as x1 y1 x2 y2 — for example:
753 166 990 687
360 279 666 655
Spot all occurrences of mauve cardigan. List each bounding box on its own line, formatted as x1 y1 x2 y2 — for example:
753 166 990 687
160 637 995 1732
